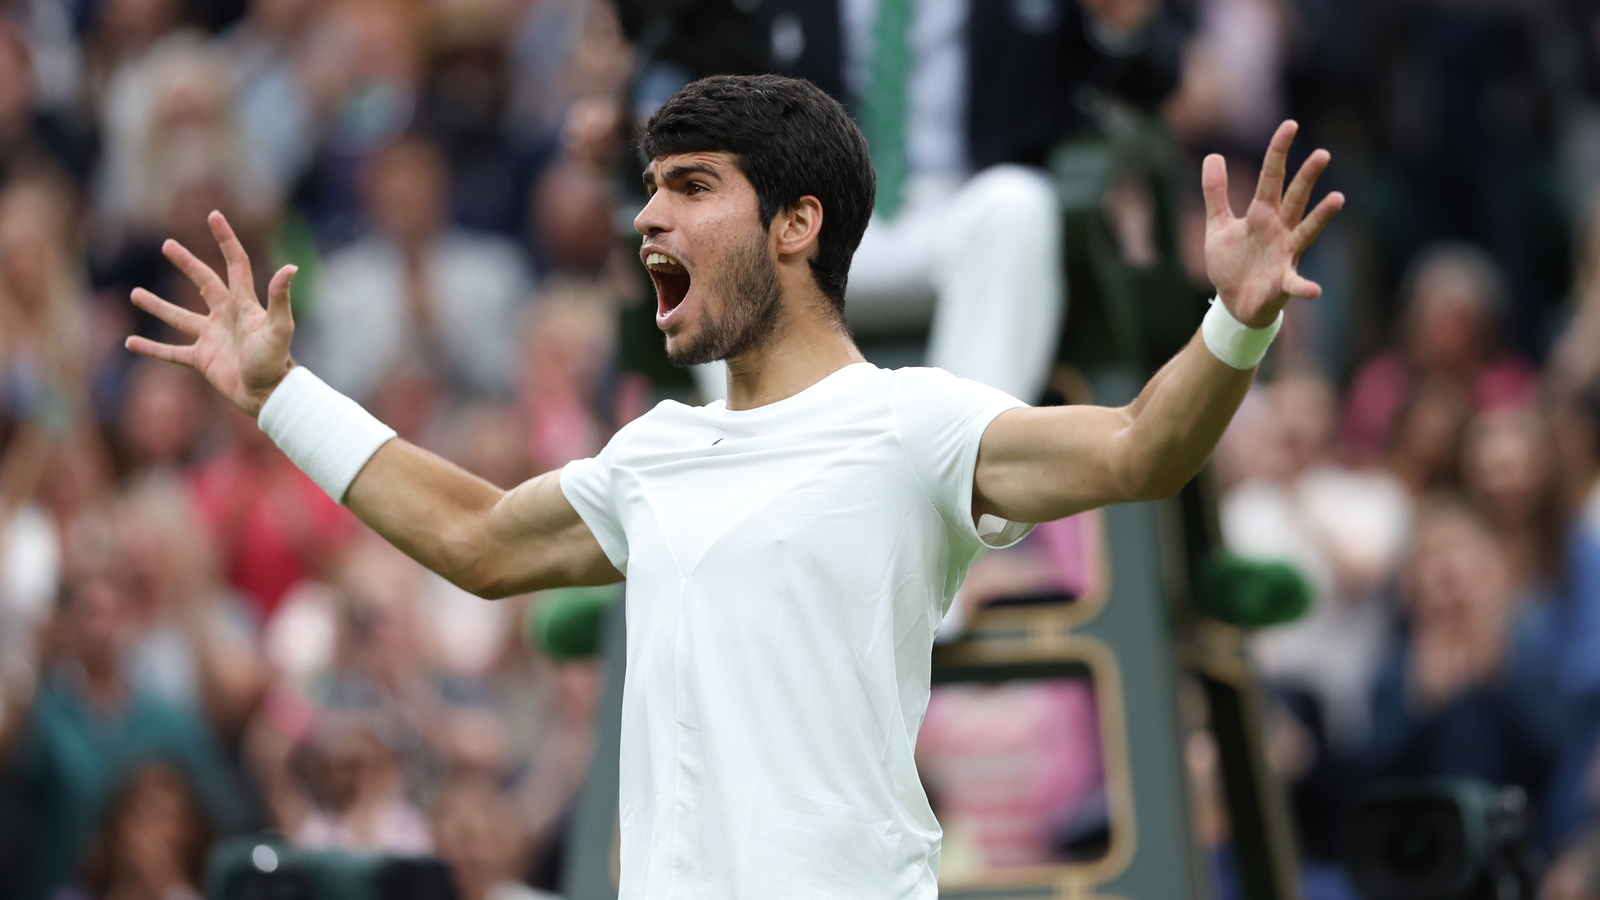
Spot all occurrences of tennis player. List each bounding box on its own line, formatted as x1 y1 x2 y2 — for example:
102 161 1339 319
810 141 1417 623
127 75 1340 899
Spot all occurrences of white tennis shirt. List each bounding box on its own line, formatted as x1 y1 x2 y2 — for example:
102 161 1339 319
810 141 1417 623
561 362 1033 899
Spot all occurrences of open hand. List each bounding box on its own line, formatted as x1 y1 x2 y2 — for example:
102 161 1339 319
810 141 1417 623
1202 121 1344 328
124 211 296 418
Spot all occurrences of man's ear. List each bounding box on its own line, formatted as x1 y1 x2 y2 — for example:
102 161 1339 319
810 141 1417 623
772 196 824 259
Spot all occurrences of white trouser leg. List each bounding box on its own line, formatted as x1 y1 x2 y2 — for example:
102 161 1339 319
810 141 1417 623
925 165 1064 403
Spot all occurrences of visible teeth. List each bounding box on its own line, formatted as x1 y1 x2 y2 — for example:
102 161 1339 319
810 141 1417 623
645 252 682 269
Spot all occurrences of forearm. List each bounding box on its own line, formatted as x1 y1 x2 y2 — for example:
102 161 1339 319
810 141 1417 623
1112 331 1254 500
976 306 1270 522
343 440 510 589
258 368 619 597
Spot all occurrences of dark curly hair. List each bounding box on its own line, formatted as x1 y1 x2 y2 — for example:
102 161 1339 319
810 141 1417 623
640 74 875 311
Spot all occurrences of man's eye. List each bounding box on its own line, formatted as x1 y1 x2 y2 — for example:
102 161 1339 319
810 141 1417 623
687 182 707 194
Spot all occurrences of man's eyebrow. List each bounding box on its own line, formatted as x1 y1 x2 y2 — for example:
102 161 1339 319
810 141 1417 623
642 163 724 188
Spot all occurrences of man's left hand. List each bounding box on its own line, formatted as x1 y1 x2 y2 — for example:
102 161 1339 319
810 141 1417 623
1202 121 1344 329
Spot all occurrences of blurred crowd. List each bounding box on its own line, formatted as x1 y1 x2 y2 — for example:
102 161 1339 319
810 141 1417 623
4 0 1600 897
0 0 635 897
1190 3 1600 898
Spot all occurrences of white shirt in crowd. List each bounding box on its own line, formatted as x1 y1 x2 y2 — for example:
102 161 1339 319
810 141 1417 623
304 230 530 401
561 363 1031 899
1222 464 1413 750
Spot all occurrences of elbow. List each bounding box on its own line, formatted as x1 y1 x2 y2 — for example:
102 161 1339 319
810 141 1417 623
450 550 522 599
1130 476 1187 504
435 522 501 599
1121 460 1193 504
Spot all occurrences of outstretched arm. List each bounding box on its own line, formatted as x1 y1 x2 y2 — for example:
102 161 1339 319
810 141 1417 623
974 121 1344 523
126 212 621 596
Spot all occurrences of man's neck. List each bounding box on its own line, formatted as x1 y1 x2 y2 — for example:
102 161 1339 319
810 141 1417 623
723 305 865 410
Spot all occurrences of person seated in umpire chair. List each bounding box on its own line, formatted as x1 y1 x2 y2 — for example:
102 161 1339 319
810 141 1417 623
730 0 1186 404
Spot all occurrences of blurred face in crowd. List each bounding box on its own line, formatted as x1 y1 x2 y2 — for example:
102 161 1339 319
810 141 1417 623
118 361 205 471
0 27 32 139
1269 372 1337 476
432 776 526 897
0 180 71 313
318 724 401 813
1461 407 1554 530
1407 259 1492 373
59 576 127 681
366 138 448 247
635 151 784 366
1387 379 1469 491
1404 506 1513 640
337 536 422 678
447 402 532 490
533 158 617 275
101 765 209 892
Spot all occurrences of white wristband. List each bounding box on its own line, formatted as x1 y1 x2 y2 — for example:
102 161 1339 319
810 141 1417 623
1201 297 1282 370
257 367 396 503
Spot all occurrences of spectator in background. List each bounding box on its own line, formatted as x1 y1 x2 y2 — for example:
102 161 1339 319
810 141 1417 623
1340 243 1536 465
510 0 631 143
1356 0 1559 359
1164 0 1286 153
0 25 93 188
417 0 540 240
1221 371 1412 751
681 0 1184 404
432 774 558 900
1462 404 1600 847
1461 407 1570 591
1363 498 1565 847
94 13 275 240
290 0 426 248
529 97 624 277
111 480 266 740
111 362 207 478
1548 829 1600 900
0 177 89 446
0 175 90 720
1381 377 1470 499
188 403 354 624
4 573 249 900
225 0 322 199
292 718 432 855
58 764 212 900
303 135 531 406
517 280 617 472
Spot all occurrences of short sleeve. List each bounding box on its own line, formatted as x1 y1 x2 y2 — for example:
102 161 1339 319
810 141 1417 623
892 368 1034 549
561 449 629 574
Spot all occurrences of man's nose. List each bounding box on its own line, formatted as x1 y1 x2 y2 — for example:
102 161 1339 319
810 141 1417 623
634 192 669 236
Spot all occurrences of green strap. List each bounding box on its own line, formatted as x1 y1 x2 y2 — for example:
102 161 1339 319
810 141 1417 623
860 0 912 218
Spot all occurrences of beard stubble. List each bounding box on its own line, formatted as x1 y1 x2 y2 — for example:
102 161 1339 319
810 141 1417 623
665 228 784 367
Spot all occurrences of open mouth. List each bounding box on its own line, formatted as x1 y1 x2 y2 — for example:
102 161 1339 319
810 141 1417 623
645 251 691 322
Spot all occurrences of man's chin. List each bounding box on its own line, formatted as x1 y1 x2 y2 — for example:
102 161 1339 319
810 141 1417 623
664 331 720 368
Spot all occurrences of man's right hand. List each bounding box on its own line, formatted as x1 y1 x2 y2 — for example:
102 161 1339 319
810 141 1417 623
125 211 297 418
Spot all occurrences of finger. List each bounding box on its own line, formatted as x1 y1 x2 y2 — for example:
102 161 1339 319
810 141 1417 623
1291 191 1345 254
1284 272 1322 299
162 240 229 308
1280 148 1329 227
1254 120 1299 207
1201 153 1232 225
130 287 206 336
266 264 298 330
208 210 254 294
125 335 196 368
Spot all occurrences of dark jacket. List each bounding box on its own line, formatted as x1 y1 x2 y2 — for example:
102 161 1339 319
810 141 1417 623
615 0 1185 170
